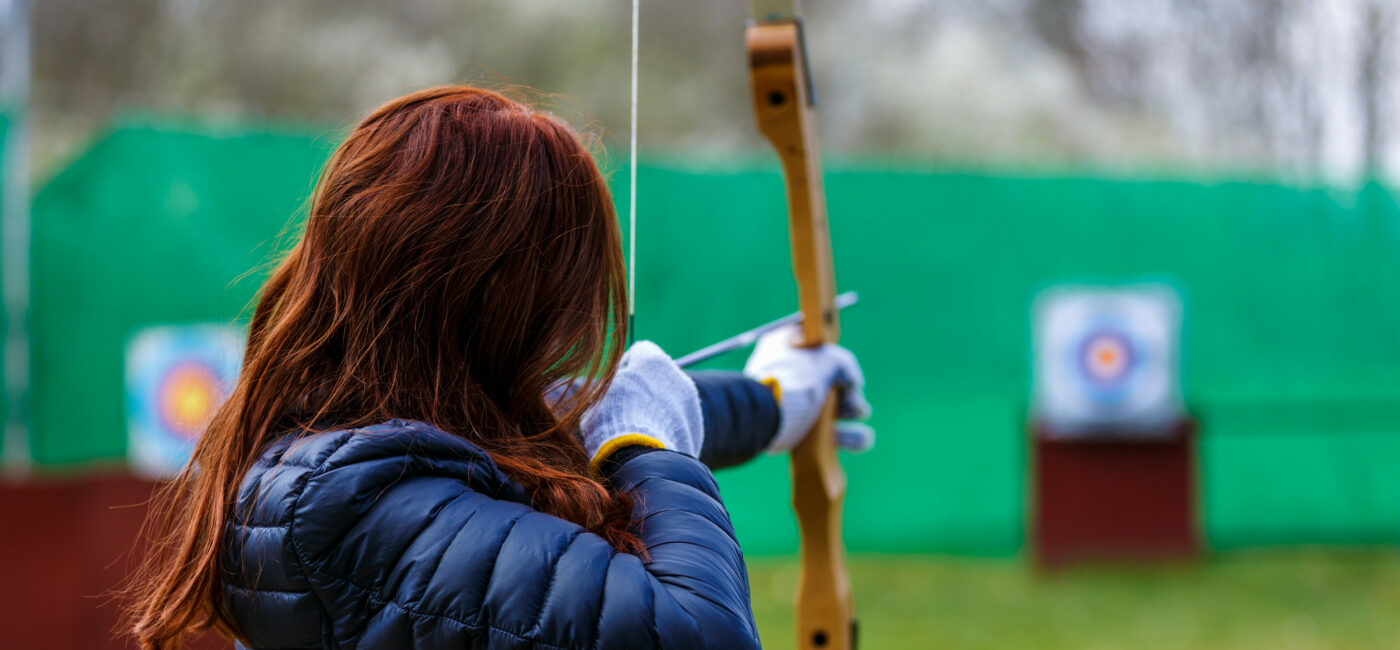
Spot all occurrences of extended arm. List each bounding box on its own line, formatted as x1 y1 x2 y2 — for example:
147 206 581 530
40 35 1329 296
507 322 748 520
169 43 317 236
691 370 780 470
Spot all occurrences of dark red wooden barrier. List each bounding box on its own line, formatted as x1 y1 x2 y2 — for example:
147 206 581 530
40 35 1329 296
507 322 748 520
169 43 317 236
0 474 228 648
1031 420 1202 568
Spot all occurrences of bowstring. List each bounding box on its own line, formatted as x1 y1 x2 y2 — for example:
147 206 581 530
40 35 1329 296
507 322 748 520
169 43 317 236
627 0 639 345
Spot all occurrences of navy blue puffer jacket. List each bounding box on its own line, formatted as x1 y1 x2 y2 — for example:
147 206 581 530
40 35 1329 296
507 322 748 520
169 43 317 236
222 372 778 649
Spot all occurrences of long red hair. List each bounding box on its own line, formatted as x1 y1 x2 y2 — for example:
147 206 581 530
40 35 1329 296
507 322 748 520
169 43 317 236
127 86 637 648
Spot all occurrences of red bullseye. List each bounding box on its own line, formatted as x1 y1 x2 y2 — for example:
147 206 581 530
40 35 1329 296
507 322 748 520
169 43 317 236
157 363 223 440
1082 334 1130 383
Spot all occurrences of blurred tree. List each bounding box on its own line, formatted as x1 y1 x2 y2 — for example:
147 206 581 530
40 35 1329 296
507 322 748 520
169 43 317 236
1359 0 1395 177
19 0 1400 184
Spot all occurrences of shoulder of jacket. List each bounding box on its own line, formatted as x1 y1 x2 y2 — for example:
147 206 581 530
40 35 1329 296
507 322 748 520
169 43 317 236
251 419 512 483
238 420 526 523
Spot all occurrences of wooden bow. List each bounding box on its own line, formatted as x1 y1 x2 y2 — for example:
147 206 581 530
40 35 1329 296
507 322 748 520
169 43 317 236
745 2 855 648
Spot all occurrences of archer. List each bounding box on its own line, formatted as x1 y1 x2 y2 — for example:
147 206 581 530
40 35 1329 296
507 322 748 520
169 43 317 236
125 86 873 649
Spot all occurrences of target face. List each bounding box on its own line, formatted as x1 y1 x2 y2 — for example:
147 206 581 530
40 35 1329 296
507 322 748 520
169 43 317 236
127 324 244 478
1033 284 1182 438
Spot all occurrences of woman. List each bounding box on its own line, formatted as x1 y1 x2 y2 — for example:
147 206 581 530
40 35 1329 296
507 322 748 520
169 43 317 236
128 86 871 649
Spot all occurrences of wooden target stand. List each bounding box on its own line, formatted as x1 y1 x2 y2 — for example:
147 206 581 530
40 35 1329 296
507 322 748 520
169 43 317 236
0 475 228 649
1030 418 1201 569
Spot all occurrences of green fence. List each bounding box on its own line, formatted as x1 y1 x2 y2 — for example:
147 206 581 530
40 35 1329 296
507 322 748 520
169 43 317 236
25 120 1400 555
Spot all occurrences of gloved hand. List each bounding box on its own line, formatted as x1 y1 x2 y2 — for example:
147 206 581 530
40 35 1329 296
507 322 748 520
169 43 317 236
580 341 703 475
743 325 874 454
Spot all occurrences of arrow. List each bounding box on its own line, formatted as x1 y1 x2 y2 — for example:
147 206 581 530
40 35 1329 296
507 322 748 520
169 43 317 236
675 291 858 368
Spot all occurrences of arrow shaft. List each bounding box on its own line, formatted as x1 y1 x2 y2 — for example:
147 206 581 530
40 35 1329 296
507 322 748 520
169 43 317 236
675 292 857 368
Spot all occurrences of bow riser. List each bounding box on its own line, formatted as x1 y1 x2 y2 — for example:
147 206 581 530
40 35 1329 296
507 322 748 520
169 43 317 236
746 18 855 650
746 23 838 347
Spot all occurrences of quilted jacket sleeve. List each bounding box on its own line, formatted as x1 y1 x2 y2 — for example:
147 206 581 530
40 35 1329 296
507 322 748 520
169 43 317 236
276 427 761 650
690 371 780 470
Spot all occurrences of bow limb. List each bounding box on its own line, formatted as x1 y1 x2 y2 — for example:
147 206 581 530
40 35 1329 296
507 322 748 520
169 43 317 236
746 4 855 649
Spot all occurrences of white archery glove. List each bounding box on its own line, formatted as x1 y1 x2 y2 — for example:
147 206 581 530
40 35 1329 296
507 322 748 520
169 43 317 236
580 341 703 476
744 324 874 454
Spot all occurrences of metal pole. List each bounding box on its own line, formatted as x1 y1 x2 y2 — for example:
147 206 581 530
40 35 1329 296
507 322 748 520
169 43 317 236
1 0 32 474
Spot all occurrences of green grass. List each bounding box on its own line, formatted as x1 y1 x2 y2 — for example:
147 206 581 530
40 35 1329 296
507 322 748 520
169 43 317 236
748 549 1400 649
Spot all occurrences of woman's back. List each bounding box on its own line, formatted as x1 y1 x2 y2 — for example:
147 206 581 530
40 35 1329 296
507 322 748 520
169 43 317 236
225 419 761 649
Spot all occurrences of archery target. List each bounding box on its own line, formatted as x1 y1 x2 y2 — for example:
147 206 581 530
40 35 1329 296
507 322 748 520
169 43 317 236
126 324 244 478
1033 284 1182 437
